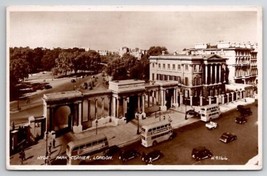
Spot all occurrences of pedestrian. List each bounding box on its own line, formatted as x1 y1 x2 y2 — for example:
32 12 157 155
19 149 25 165
52 138 56 148
49 142 52 153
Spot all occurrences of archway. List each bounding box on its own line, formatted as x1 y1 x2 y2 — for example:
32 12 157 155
126 95 138 122
54 105 71 136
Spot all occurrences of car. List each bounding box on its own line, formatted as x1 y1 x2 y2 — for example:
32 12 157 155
205 121 218 130
44 84 52 89
219 132 237 143
191 146 213 161
104 145 121 156
119 149 140 162
186 109 200 117
235 116 247 124
141 150 163 164
71 79 76 83
237 105 252 116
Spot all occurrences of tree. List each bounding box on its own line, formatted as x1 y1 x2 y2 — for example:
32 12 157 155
54 51 77 76
146 46 168 56
41 48 61 71
72 50 101 74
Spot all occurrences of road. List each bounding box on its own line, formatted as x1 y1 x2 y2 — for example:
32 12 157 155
82 104 258 165
10 73 107 125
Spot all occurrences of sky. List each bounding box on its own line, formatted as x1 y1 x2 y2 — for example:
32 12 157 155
8 8 259 52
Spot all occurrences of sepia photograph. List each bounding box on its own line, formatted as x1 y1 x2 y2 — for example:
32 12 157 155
6 6 262 170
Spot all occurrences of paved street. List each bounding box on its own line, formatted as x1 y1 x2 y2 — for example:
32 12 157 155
81 104 258 165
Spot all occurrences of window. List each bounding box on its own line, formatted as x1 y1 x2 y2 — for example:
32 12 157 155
173 64 175 70
158 63 161 68
168 64 170 69
178 64 181 70
185 77 189 86
177 76 181 83
163 64 166 69
152 63 155 68
185 64 189 70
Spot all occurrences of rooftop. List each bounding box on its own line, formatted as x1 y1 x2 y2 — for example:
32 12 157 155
43 90 82 101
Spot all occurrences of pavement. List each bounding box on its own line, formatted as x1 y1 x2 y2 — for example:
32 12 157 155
9 97 255 166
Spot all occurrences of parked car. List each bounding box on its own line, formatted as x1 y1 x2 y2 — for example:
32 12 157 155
237 105 252 116
191 146 213 161
44 84 52 89
235 116 247 124
219 132 237 143
119 149 140 162
141 150 163 164
186 109 200 117
104 145 121 156
205 121 218 130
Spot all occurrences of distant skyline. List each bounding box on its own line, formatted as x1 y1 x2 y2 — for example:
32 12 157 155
8 8 259 52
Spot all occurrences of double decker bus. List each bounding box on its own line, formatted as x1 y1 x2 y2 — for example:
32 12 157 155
66 134 109 165
199 104 221 122
141 120 174 147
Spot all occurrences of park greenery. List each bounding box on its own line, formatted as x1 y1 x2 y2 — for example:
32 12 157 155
10 46 168 99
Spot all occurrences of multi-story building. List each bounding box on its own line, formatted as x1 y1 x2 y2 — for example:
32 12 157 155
188 41 258 85
149 53 228 105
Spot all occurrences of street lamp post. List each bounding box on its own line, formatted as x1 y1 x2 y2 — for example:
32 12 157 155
95 98 98 135
45 131 49 165
95 119 98 135
136 112 140 134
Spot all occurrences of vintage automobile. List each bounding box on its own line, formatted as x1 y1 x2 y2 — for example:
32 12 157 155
205 121 218 130
219 132 237 143
119 149 140 162
141 150 163 164
237 105 252 116
191 146 213 161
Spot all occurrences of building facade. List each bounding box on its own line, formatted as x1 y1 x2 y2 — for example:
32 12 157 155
149 54 228 105
188 41 258 85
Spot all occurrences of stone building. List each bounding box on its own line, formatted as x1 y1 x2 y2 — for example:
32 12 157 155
149 53 228 105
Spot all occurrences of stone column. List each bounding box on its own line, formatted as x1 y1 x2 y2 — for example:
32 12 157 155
226 93 229 103
123 97 127 117
94 99 98 119
43 100 48 132
215 64 217 84
210 64 213 84
78 102 82 126
111 96 116 117
142 94 145 113
155 90 159 105
221 94 225 104
173 88 178 107
148 92 150 107
116 97 120 117
216 96 219 105
219 65 222 83
160 88 164 106
205 64 208 84
200 96 203 106
190 96 193 106
180 94 183 105
208 96 212 105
